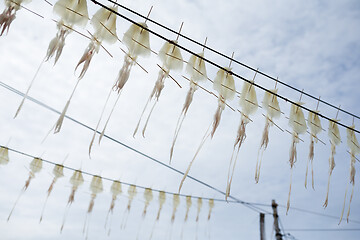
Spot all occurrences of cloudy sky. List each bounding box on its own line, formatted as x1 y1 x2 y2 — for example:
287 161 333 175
0 0 360 239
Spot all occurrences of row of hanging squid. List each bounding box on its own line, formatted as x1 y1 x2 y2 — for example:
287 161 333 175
0 147 215 239
1 0 360 224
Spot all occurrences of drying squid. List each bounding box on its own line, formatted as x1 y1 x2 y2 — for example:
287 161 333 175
226 76 258 200
286 102 307 213
255 88 281 183
195 197 203 240
149 191 166 239
142 188 153 217
53 5 118 133
339 124 359 224
305 109 322 189
179 59 236 192
133 23 184 138
206 199 215 239
61 169 84 233
180 195 192 239
120 184 137 229
7 157 42 221
136 188 154 240
323 118 341 208
14 0 89 118
169 40 208 163
168 193 180 239
89 12 153 154
0 146 9 165
40 163 64 222
207 199 214 220
105 180 122 235
171 193 180 223
83 175 103 239
0 0 31 36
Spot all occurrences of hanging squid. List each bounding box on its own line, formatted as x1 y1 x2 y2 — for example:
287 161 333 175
169 39 208 163
323 118 341 208
286 101 307 213
105 180 122 236
205 199 215 239
61 169 84 233
171 193 180 223
136 188 154 240
305 108 322 189
195 197 203 240
255 88 281 183
133 23 184 138
226 76 258 200
14 0 89 118
180 195 192 239
89 10 153 154
120 184 137 229
179 57 236 192
7 157 42 221
83 175 103 239
40 163 64 222
53 4 118 134
0 0 31 36
149 191 166 239
142 188 153 217
339 124 359 224
0 146 9 165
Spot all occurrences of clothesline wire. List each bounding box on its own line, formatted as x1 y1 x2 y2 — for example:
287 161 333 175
91 0 360 134
0 80 270 215
104 0 360 122
3 81 360 224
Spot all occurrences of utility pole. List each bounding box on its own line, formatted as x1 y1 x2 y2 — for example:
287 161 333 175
272 200 283 240
260 213 265 240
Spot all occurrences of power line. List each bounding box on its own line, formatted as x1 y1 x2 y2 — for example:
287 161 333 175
0 80 270 215
91 0 360 135
104 0 360 122
277 204 360 224
285 228 360 232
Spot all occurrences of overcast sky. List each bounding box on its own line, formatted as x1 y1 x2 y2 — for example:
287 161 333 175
0 0 360 239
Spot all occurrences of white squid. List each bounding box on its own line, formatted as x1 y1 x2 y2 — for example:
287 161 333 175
169 39 208 163
305 108 322 189
323 118 341 208
0 0 31 36
136 188 154 239
105 180 122 236
120 184 137 229
83 175 104 239
133 23 184 138
339 124 359 224
180 195 192 239
61 169 84 233
39 163 64 222
149 191 166 239
7 157 42 221
53 4 118 133
226 76 258 200
179 59 236 192
14 0 89 118
287 101 307 213
255 88 281 183
89 11 152 154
